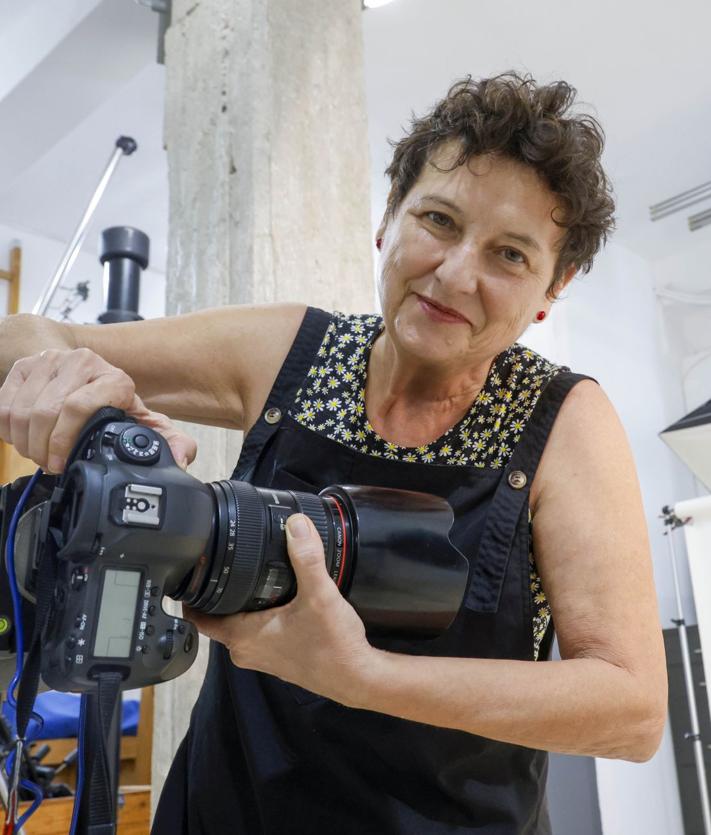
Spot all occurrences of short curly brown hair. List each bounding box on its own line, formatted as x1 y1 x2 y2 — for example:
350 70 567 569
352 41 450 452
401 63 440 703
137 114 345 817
383 72 616 297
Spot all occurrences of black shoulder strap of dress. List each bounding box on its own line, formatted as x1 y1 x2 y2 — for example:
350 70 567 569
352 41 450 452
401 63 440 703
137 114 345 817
508 369 598 479
467 369 598 613
232 306 333 482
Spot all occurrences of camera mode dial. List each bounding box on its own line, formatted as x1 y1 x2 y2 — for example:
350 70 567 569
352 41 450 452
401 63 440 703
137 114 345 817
115 427 161 465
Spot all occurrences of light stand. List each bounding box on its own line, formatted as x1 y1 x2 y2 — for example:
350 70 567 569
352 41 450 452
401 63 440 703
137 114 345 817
32 137 137 317
662 505 711 835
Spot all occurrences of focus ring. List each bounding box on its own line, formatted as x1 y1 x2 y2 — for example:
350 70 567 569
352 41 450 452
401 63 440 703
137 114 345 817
208 480 265 614
293 492 330 555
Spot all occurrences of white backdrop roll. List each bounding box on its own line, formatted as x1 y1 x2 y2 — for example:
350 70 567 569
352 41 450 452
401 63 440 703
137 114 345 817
675 495 711 702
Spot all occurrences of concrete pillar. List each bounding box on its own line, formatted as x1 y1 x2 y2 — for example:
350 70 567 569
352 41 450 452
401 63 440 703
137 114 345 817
153 0 373 807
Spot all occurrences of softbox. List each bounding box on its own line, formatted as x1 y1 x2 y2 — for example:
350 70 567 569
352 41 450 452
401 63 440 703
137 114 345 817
660 399 711 491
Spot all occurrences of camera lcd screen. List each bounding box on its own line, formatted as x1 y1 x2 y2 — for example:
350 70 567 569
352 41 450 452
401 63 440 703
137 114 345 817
93 569 141 658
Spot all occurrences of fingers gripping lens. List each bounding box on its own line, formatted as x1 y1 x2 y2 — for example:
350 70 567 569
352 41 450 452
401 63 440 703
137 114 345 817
184 482 341 616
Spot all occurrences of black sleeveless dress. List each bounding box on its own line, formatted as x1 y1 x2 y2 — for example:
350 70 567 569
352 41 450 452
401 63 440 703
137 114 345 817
152 307 595 834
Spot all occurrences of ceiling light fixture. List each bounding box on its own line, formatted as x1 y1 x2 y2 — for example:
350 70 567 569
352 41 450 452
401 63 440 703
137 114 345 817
362 0 398 9
650 180 711 222
689 207 711 233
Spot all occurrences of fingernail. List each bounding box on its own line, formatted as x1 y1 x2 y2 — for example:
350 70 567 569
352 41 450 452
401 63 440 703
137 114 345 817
48 455 65 474
179 459 189 471
287 514 310 539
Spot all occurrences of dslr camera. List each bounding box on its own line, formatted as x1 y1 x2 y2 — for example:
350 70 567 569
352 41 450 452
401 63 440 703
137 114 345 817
1 407 468 695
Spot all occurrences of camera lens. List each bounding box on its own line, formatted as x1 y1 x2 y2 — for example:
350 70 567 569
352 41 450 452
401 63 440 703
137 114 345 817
176 482 352 616
170 481 468 638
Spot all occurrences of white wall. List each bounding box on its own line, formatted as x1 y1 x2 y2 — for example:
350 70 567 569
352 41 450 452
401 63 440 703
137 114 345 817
0 222 165 322
523 242 688 835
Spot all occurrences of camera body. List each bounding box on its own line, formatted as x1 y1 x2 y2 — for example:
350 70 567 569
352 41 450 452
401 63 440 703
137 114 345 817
5 414 206 692
2 409 470 697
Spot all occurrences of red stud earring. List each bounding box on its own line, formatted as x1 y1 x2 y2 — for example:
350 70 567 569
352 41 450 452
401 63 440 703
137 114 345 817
376 238 383 250
535 311 546 321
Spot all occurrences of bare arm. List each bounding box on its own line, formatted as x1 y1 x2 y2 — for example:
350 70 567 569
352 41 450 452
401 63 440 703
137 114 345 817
0 313 75 383
1 303 307 431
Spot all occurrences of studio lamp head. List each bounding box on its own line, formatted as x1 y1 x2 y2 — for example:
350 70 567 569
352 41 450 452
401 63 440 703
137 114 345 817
659 398 711 491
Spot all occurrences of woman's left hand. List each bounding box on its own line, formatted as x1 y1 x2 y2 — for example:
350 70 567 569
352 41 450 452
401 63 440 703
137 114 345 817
183 514 378 706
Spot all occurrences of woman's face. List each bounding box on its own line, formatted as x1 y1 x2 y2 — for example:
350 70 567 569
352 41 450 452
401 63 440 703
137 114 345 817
377 144 575 369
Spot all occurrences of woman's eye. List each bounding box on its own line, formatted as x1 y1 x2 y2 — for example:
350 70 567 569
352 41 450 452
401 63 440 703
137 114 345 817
502 248 526 264
425 211 453 228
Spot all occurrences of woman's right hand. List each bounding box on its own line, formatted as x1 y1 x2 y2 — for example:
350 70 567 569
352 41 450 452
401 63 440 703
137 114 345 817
0 347 198 474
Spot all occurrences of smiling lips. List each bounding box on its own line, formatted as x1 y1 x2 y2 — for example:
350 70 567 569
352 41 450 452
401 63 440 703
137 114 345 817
416 294 470 324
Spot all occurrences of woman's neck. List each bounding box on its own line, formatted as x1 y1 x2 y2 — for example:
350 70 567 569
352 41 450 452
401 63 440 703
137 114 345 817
364 329 496 448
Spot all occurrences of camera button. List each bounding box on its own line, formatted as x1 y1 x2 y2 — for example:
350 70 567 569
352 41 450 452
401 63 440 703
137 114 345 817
159 630 175 660
145 625 155 636
148 605 157 616
150 586 160 597
183 632 194 654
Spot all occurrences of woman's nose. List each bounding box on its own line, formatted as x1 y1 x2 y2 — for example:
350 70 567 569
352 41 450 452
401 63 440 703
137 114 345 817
433 243 481 293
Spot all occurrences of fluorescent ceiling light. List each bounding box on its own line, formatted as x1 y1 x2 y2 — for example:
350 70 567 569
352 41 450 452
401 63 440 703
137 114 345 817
363 0 398 8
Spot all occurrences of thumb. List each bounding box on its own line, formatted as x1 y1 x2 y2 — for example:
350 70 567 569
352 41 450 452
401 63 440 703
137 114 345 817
127 393 197 470
286 514 330 592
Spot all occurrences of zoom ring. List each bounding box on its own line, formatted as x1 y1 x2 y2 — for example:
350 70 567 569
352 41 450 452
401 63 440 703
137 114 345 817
293 492 330 556
209 480 265 614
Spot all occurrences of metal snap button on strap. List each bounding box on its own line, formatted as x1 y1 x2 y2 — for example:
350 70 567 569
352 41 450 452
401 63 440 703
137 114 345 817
507 470 527 490
264 407 282 424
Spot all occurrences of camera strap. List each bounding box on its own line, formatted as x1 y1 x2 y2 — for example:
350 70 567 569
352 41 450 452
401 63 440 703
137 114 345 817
82 672 122 835
14 525 59 741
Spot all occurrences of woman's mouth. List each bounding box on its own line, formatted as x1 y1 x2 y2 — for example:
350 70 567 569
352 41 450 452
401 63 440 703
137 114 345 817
416 295 470 324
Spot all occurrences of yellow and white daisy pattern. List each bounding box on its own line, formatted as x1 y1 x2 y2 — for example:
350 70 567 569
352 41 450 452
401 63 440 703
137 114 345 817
290 312 564 660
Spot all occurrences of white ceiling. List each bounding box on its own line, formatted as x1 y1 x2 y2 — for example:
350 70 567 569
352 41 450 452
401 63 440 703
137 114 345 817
0 0 709 289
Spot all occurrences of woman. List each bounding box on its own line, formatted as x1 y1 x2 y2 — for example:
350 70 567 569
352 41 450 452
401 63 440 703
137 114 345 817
0 73 667 833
